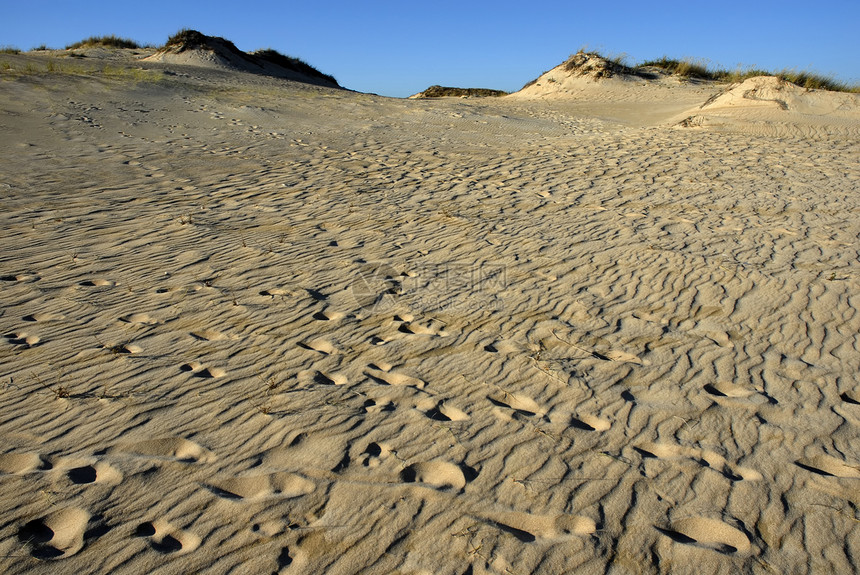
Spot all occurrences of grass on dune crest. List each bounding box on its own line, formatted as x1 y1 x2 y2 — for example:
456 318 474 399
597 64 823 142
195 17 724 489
65 35 144 50
638 56 858 92
526 49 859 93
253 48 339 86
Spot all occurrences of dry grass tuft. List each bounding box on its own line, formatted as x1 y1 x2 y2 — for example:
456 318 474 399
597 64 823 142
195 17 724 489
638 55 858 92
66 35 142 50
253 48 338 86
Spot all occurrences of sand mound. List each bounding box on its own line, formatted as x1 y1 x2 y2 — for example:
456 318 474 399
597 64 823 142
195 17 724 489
700 76 860 114
676 76 860 136
144 30 339 88
513 52 650 98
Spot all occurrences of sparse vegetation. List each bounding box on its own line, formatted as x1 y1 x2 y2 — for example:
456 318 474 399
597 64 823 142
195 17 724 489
66 35 142 50
524 49 859 93
0 46 20 54
563 51 636 78
639 55 857 92
413 85 508 98
164 29 213 52
639 56 713 79
158 29 339 86
254 49 338 86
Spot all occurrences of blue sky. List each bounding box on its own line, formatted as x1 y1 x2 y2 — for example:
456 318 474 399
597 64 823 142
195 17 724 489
1 0 857 97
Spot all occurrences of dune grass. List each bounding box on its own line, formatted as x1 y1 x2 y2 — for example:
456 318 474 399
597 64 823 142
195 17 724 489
527 49 859 93
158 29 340 86
253 49 338 86
414 85 508 98
65 35 142 50
163 29 212 52
1 46 21 54
637 56 857 92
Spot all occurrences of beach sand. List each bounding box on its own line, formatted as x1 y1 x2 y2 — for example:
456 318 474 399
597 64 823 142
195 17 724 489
1 48 859 574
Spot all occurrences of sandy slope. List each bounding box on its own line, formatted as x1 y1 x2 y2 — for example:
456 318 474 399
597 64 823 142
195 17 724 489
1 51 859 575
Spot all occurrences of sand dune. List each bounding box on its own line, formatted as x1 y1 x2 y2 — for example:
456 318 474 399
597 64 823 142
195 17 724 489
674 76 860 136
143 30 340 88
0 47 859 575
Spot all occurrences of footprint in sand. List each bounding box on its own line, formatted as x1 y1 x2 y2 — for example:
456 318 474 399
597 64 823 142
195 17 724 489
359 442 394 468
135 520 200 555
190 329 228 341
67 462 123 485
704 381 772 408
362 397 396 414
208 472 315 500
569 414 611 432
836 391 860 425
635 442 762 482
796 454 860 478
121 313 161 325
657 516 751 554
484 339 522 354
259 287 294 297
489 391 545 418
298 338 339 355
841 390 860 405
180 362 227 378
401 460 473 491
18 507 90 559
1 273 40 283
365 367 426 389
109 437 215 464
103 342 143 354
312 308 346 322
425 400 470 422
23 312 65 322
6 331 40 347
0 452 51 474
297 369 348 387
481 511 596 542
602 349 647 365
79 279 114 287
396 316 448 337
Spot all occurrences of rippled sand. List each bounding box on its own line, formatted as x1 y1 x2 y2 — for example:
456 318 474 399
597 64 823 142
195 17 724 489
1 49 859 575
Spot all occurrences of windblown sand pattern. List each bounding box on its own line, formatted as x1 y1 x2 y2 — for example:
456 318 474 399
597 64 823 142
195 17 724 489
0 49 858 574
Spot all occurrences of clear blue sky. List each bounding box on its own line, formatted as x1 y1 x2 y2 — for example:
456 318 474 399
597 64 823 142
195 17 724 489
1 0 857 97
